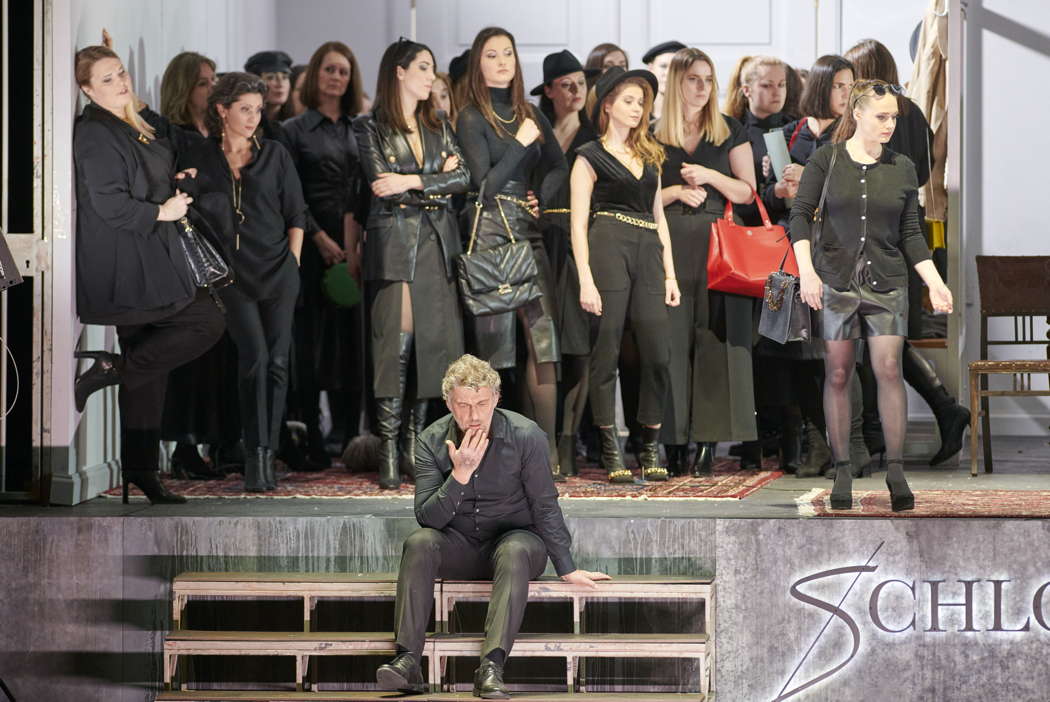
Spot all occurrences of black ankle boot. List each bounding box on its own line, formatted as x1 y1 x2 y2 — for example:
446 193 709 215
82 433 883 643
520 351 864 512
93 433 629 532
797 421 831 478
171 442 223 481
243 446 266 492
740 440 762 470
665 444 686 477
123 471 187 504
599 426 632 483
903 344 970 466
780 420 803 474
691 442 715 477
639 427 668 481
829 460 854 510
557 434 578 477
74 350 122 412
885 459 915 511
263 447 277 490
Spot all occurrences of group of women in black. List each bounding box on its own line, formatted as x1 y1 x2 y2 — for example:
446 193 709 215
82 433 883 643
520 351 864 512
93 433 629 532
73 28 968 511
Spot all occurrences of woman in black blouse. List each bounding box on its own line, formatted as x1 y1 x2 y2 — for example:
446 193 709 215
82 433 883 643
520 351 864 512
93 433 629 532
456 27 568 476
534 49 597 477
791 80 953 512
73 45 225 503
653 47 758 476
571 67 680 482
284 41 369 467
178 73 306 492
353 39 470 489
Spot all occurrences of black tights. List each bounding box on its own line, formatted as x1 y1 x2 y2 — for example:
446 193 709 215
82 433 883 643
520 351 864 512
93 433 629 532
824 336 906 464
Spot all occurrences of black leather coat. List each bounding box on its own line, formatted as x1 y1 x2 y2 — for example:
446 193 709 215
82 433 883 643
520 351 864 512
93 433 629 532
352 113 470 282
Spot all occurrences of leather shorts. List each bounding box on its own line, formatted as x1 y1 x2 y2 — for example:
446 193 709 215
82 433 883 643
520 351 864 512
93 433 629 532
820 281 908 340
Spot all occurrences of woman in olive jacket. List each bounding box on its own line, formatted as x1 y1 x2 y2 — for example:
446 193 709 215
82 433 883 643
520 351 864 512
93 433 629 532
353 39 470 489
72 45 225 504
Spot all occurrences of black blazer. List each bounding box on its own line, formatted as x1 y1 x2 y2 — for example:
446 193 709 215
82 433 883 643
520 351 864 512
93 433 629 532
789 143 931 291
353 113 470 282
73 104 196 325
414 408 576 576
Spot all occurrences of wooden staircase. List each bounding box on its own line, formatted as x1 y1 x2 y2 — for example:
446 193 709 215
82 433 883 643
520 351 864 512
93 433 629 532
161 572 714 699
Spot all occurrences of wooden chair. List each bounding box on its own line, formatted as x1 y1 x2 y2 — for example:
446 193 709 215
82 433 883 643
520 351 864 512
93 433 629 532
969 256 1050 476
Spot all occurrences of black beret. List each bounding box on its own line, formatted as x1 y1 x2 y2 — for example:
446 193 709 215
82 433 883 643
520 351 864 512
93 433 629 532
244 50 293 76
641 41 686 65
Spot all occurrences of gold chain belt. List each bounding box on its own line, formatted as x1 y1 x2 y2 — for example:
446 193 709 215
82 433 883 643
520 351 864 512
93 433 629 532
594 211 658 230
494 193 533 211
543 208 571 214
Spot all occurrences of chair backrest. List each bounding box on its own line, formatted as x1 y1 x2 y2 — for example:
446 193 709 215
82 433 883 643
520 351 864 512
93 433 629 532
974 256 1050 374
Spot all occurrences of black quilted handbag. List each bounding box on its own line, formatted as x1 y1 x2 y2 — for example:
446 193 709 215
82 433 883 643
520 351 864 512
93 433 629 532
455 182 541 317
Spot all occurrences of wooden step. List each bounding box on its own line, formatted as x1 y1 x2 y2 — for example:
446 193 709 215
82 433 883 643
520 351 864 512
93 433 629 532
156 692 708 701
172 573 401 632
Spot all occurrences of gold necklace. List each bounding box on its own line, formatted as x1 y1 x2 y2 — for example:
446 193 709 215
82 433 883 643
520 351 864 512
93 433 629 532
493 108 516 124
230 172 245 250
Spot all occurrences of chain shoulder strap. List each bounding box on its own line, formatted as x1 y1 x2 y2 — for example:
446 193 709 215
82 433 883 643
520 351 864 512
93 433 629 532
465 180 516 255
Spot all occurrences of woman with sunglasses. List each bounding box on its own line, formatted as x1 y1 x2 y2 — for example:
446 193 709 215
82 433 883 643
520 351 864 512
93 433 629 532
790 79 952 512
845 39 971 468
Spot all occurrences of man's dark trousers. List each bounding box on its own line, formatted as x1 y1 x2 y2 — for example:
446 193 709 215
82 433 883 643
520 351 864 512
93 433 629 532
394 526 548 660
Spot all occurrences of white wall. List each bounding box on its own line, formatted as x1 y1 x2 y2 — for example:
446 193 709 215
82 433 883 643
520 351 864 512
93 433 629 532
277 0 925 103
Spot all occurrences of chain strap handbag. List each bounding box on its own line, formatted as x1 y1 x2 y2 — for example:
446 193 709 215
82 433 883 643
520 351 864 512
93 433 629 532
176 209 233 290
759 144 838 344
455 179 541 317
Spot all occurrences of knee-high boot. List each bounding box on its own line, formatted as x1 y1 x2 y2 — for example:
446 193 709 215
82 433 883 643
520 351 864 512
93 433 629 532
903 343 971 465
377 333 412 490
400 398 428 479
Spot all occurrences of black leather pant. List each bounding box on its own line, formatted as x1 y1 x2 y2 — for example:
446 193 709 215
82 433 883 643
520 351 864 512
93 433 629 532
393 527 547 660
117 290 226 471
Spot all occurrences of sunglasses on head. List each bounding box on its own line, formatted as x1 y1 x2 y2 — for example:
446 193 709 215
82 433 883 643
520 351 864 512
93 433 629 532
857 81 904 97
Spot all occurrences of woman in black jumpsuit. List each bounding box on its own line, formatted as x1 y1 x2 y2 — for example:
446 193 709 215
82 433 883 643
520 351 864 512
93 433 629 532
353 39 470 489
571 67 681 483
653 48 758 476
179 73 307 492
534 49 597 477
456 27 568 475
283 41 369 465
72 46 225 503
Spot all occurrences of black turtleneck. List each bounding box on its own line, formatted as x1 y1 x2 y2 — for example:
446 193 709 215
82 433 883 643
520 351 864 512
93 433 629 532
455 86 568 205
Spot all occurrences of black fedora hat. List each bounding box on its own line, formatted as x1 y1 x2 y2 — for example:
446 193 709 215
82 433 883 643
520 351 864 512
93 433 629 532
641 40 686 65
449 49 471 83
529 49 599 96
590 65 658 125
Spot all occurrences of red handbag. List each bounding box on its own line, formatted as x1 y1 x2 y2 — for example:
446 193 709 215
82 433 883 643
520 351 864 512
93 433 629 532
707 190 799 298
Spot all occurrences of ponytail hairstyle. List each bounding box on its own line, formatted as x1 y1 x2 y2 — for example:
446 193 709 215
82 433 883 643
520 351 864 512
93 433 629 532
832 78 899 143
654 47 729 148
595 77 665 169
463 27 538 140
75 45 156 139
723 54 787 121
373 39 440 133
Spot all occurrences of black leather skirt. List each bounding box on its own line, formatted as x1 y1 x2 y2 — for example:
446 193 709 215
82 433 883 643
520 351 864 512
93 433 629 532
821 281 908 340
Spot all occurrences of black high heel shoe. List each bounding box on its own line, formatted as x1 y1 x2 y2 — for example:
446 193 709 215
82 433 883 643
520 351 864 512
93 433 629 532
74 351 122 412
122 470 187 504
885 459 915 512
829 460 854 510
170 443 224 481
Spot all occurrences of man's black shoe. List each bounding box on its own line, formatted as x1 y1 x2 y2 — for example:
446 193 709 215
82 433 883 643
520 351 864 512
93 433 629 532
473 659 510 699
376 652 426 694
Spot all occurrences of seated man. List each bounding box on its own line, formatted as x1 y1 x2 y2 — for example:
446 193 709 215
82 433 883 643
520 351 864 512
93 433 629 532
376 354 610 699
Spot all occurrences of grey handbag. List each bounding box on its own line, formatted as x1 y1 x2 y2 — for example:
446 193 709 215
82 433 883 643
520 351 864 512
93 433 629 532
759 145 838 344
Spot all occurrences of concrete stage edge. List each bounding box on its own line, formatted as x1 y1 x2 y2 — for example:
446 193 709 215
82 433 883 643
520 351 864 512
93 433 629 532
1 515 1048 701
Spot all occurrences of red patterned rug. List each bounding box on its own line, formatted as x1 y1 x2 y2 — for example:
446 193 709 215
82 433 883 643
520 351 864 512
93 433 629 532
801 488 1050 518
102 457 783 501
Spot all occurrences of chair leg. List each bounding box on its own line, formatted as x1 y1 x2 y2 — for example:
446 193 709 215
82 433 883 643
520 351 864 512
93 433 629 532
980 389 993 473
969 370 980 478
